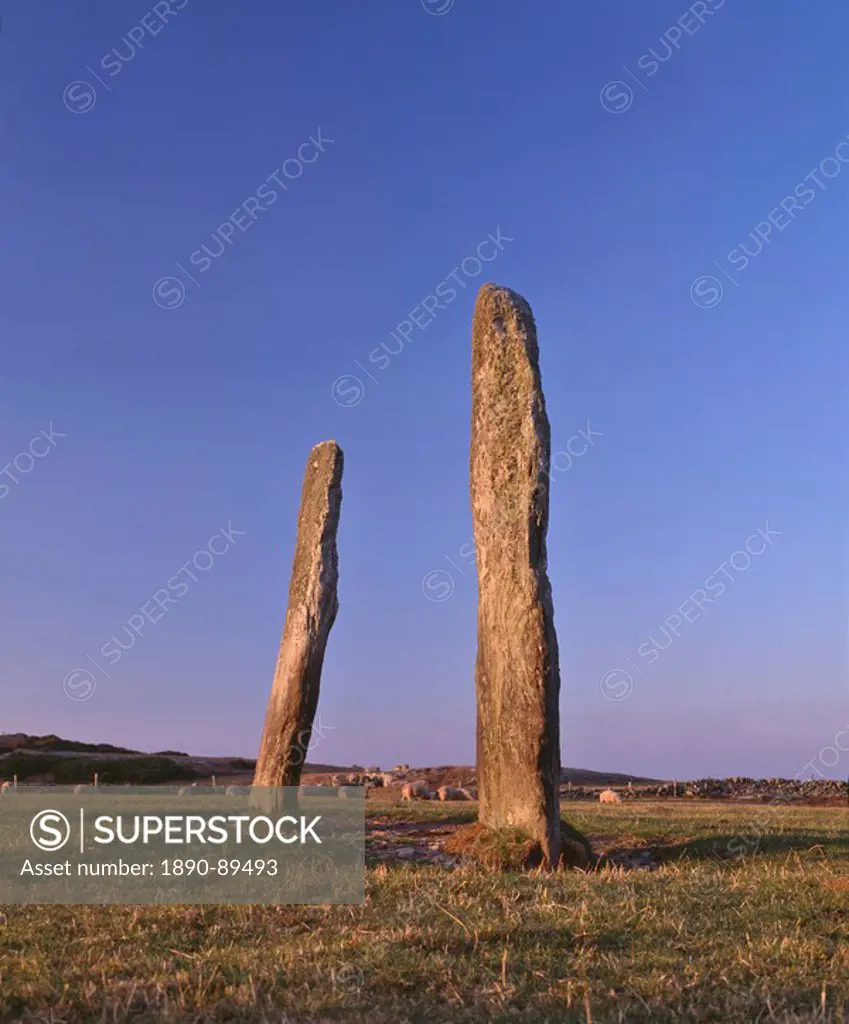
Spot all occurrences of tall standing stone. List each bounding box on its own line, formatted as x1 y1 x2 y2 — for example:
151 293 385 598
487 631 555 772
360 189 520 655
254 441 343 792
470 284 561 866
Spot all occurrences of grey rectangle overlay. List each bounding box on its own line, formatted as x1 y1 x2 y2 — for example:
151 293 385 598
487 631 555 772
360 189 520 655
0 787 364 905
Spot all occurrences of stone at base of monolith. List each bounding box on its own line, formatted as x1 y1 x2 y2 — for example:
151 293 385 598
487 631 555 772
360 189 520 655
443 821 593 872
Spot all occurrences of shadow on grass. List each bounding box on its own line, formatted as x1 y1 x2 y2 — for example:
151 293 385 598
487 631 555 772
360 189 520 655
367 813 478 833
369 809 479 827
656 831 849 863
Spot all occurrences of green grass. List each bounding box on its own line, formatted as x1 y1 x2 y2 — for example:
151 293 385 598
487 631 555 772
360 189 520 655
372 802 478 824
2 801 848 1022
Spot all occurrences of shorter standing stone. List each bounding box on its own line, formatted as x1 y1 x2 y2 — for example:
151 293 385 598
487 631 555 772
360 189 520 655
253 441 343 798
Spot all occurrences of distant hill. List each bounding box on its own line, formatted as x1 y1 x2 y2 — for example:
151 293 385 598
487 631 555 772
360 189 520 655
0 734 355 784
0 752 200 785
561 766 665 786
0 733 139 755
0 735 663 787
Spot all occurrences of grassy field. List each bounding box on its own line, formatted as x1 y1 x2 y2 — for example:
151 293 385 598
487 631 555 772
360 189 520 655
2 800 848 1022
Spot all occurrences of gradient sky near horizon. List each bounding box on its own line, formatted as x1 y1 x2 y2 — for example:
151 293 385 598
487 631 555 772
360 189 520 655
2 0 848 780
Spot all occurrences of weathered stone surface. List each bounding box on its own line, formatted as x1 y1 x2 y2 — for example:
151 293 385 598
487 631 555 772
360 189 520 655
470 283 561 866
253 441 343 792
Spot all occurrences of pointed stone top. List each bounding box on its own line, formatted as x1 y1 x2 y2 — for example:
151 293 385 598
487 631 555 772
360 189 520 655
306 440 343 476
472 284 538 365
310 439 342 459
475 282 534 319
477 281 529 303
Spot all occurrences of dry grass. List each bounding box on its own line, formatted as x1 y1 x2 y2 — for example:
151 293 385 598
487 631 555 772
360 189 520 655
2 801 848 1022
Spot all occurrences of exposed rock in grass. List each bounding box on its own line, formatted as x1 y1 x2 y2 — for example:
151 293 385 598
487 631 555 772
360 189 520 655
445 819 594 871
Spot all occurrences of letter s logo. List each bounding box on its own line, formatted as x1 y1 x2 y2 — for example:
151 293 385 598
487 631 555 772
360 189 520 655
30 810 71 851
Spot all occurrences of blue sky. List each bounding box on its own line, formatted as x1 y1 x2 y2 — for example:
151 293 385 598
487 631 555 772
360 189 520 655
2 0 848 779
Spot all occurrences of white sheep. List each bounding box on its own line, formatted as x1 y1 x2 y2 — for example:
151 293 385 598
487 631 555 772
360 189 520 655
599 788 620 804
401 781 432 801
437 786 469 802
